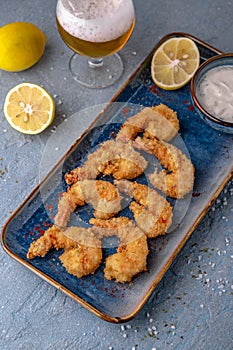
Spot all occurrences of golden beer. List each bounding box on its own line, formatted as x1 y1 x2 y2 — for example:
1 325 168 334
55 0 135 88
56 18 135 58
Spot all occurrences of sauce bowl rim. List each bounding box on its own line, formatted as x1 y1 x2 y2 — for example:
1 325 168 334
190 53 233 129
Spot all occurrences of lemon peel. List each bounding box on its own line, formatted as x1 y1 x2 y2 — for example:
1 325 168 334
4 83 55 134
0 22 46 72
151 37 200 90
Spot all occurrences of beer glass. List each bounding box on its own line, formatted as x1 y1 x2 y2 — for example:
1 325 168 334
56 0 135 88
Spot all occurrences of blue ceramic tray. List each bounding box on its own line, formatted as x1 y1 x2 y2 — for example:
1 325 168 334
2 33 233 323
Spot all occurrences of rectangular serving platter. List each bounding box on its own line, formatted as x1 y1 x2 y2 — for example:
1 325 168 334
1 32 233 323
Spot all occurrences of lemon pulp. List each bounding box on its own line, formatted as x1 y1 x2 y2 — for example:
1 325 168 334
4 83 55 134
151 37 200 90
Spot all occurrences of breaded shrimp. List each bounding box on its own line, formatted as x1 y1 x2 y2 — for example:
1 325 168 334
104 232 148 283
59 227 102 278
134 133 195 198
59 247 102 278
54 183 85 228
27 225 102 278
27 225 79 259
65 140 148 185
91 217 149 283
54 180 122 227
90 216 132 238
116 180 173 238
116 104 179 143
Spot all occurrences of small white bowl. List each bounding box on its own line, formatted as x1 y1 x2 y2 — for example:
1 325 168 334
190 53 233 134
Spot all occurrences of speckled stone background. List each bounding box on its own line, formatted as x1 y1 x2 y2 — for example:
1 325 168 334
0 1 232 349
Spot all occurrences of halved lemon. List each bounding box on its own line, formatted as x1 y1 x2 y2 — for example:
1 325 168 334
151 37 200 90
4 83 55 134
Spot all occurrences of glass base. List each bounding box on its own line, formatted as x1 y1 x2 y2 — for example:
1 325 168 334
69 53 124 88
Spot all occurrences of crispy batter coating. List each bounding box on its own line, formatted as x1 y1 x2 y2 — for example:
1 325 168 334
90 216 131 238
104 233 148 283
65 140 148 185
116 180 173 238
54 180 122 227
116 104 179 143
60 247 102 278
27 225 79 259
134 133 195 198
54 183 85 228
59 227 102 278
91 217 149 283
26 103 195 283
27 226 102 278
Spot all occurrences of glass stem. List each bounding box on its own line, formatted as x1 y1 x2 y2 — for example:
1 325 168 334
88 57 104 68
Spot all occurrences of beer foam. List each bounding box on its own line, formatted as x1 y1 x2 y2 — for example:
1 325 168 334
56 0 135 42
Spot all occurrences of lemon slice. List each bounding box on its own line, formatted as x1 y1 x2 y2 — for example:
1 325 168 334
151 37 200 90
4 83 55 134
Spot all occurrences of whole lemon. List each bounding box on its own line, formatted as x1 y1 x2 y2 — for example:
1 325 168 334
0 22 46 72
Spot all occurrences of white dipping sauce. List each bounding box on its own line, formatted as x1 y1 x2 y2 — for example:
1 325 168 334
196 65 233 122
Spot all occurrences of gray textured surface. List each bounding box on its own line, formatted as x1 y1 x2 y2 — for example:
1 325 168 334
0 1 232 349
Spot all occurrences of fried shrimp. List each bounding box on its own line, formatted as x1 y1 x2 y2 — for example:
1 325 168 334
90 216 132 237
59 227 102 278
116 180 173 238
134 133 195 198
54 180 122 227
116 104 179 143
91 218 149 283
65 140 148 185
27 225 79 259
27 225 102 278
104 232 148 283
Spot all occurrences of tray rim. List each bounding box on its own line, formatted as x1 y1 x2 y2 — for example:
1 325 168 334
1 32 231 324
